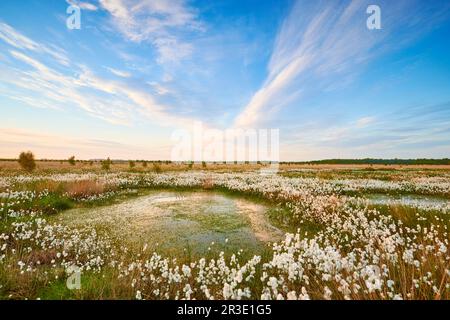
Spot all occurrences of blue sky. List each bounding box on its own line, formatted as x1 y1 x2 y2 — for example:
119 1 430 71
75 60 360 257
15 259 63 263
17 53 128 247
0 0 449 160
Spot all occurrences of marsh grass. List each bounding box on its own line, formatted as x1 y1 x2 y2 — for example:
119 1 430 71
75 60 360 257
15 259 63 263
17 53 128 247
0 168 449 300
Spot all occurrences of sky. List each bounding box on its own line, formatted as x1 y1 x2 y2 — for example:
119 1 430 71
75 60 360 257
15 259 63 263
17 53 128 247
0 0 449 161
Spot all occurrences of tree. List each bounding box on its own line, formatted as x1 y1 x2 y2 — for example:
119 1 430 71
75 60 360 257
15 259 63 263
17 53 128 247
18 151 36 172
68 156 76 166
101 158 112 170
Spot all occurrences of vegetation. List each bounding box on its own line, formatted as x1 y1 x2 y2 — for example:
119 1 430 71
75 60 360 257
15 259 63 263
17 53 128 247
153 163 162 173
283 158 450 165
68 156 76 166
101 158 112 170
18 151 36 172
0 168 448 300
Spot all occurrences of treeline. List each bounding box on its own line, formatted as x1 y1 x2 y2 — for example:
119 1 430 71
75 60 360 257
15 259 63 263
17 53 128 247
282 158 450 165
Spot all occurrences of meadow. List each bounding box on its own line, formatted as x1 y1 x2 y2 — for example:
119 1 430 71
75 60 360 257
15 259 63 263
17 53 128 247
0 160 448 300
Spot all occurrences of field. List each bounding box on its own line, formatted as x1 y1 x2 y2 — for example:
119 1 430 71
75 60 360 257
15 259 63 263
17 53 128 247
0 161 449 300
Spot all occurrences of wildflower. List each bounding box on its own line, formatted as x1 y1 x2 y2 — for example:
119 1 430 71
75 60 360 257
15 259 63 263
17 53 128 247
323 287 332 300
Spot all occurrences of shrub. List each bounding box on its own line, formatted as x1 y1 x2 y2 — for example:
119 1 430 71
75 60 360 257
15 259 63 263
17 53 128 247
202 161 207 168
129 161 135 169
101 158 112 170
153 163 162 173
18 151 36 172
68 156 76 166
142 161 148 168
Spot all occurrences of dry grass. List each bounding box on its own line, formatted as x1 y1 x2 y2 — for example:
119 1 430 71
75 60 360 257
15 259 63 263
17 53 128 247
64 180 106 199
201 176 215 190
2 160 450 174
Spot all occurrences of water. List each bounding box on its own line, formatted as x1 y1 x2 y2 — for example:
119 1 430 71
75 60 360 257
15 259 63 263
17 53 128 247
58 190 284 256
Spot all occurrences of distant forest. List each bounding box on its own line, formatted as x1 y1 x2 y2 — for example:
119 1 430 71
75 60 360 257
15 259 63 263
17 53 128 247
283 159 450 165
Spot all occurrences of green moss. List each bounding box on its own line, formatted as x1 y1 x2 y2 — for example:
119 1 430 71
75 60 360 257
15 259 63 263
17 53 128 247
38 195 74 214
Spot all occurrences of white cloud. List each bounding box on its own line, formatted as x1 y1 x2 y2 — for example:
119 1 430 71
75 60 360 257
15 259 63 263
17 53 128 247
356 116 375 128
0 22 39 50
0 22 70 66
66 0 98 11
148 82 171 95
153 37 193 64
99 0 203 63
234 1 408 128
1 25 199 128
106 67 132 78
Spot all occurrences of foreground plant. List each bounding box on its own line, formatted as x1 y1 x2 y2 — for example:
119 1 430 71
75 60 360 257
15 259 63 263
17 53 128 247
0 170 448 300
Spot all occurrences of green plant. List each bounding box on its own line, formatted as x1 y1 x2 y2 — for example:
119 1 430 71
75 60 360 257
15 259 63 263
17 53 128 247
153 163 162 173
39 195 73 214
68 156 76 166
101 158 112 170
18 151 36 172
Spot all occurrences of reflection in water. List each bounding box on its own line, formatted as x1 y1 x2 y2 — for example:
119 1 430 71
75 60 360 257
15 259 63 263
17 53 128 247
58 191 284 256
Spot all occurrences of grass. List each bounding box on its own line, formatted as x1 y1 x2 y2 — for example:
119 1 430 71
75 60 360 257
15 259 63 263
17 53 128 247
372 203 450 230
38 195 74 214
0 166 449 300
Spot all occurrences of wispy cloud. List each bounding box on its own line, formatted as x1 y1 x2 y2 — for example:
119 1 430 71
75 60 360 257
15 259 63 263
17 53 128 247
99 0 203 64
234 0 436 128
0 22 70 66
106 67 131 78
148 81 171 96
0 1 449 161
356 116 375 128
282 101 450 160
66 0 98 11
0 24 199 128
